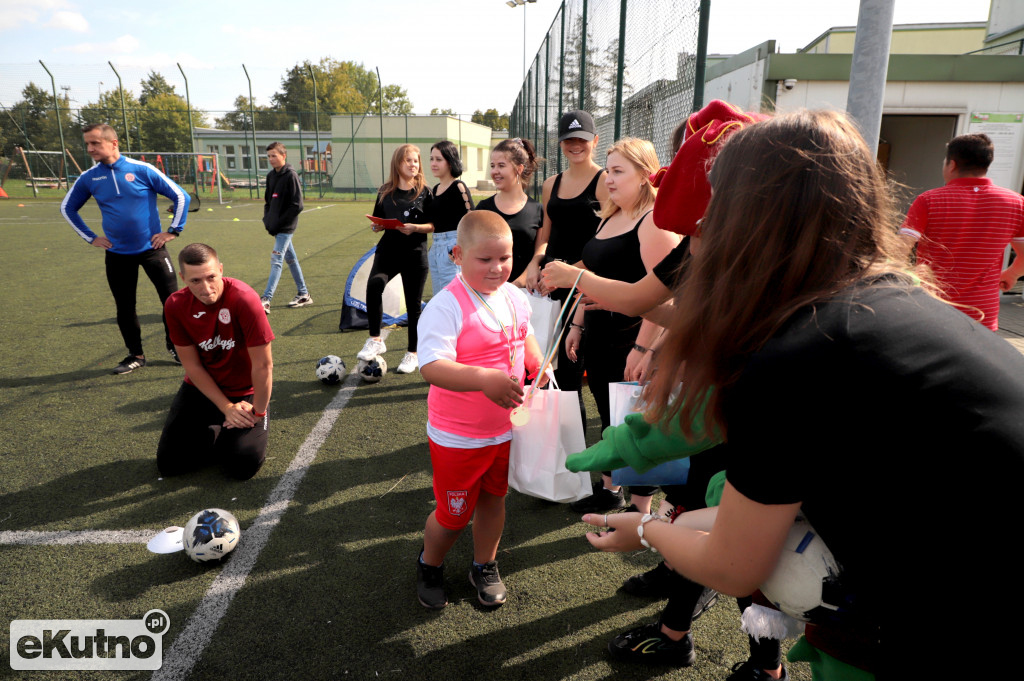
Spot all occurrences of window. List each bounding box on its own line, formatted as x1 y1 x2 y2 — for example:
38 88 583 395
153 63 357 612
225 145 235 156
477 148 483 171
208 145 219 154
258 155 268 170
226 157 237 170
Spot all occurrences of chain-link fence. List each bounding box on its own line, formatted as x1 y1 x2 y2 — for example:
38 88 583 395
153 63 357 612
510 0 708 198
0 61 500 201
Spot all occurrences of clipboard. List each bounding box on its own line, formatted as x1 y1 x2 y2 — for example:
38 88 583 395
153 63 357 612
366 214 404 230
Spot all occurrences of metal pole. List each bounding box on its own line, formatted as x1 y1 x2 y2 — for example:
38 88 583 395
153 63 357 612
108 62 130 152
846 0 895 157
579 0 588 110
177 63 199 195
307 63 323 198
613 0 627 141
558 1 565 172
352 116 357 201
376 67 385 186
543 33 550 184
38 61 69 190
692 0 711 111
242 64 256 199
523 0 527 82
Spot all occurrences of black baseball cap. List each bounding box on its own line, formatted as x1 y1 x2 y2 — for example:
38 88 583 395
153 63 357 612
558 110 597 142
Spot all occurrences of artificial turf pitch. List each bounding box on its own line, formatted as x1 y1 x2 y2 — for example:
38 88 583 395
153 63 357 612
0 197 810 680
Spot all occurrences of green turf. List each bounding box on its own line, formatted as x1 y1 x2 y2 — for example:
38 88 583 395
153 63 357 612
0 198 810 680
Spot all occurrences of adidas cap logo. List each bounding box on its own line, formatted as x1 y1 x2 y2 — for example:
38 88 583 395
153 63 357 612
568 119 582 130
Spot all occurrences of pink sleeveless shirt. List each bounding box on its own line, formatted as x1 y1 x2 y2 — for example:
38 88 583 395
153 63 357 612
427 277 530 438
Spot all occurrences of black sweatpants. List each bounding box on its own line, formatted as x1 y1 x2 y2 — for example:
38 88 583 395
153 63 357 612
104 247 178 356
365 242 428 351
156 383 267 480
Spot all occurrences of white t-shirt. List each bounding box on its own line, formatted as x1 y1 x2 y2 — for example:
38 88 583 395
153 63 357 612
419 280 534 448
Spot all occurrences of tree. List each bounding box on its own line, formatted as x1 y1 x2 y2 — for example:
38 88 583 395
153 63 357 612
78 87 141 150
215 96 290 131
1 82 79 157
138 92 205 152
375 84 413 115
430 108 456 115
139 71 176 106
471 109 510 131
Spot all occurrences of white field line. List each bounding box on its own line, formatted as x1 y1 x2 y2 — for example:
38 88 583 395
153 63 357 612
0 530 154 545
151 373 360 681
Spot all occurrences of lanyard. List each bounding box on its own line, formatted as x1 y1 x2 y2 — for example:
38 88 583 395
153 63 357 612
459 275 518 378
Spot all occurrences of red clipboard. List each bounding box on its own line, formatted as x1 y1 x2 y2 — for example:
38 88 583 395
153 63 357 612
366 214 404 230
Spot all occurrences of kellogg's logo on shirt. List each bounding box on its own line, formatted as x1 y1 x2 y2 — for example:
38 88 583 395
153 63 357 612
218 308 231 324
124 173 136 182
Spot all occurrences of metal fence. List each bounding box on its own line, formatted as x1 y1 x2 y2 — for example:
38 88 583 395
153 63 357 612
509 0 709 198
0 60 499 201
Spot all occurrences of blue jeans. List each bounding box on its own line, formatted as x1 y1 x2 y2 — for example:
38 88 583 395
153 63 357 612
263 232 308 300
428 231 459 297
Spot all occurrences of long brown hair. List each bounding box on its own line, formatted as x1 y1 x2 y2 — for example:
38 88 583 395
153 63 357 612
380 143 425 200
492 137 540 190
645 109 923 437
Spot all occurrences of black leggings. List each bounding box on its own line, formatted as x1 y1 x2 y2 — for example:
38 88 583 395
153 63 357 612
156 383 267 480
104 247 178 356
365 243 428 351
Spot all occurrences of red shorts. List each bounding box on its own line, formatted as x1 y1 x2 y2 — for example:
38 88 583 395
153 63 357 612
429 439 510 530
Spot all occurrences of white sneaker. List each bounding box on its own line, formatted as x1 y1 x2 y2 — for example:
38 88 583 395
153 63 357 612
288 293 313 308
261 297 271 314
357 337 387 361
396 351 418 374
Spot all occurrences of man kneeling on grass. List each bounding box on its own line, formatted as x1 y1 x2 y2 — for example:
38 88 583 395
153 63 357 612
157 243 274 480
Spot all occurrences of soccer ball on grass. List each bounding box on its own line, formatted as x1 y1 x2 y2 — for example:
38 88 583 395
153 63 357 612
357 356 387 383
315 355 347 385
183 508 240 563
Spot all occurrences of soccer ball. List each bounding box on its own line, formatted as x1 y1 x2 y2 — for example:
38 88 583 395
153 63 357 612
183 508 240 563
759 515 846 623
357 355 387 383
315 355 347 385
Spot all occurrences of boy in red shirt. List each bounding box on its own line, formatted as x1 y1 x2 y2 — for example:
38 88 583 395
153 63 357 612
157 243 274 480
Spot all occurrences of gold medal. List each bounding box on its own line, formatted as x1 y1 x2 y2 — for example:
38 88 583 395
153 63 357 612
509 406 529 426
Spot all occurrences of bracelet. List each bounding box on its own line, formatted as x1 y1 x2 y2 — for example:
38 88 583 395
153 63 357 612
637 513 664 552
632 343 649 354
569 323 585 331
253 410 267 419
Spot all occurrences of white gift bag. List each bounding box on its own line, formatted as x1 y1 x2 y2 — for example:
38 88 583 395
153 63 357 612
526 291 561 370
508 384 591 503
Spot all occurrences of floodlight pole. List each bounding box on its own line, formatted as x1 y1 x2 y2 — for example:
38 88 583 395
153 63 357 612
308 63 324 198
243 64 257 199
108 62 131 152
376 67 385 186
39 60 70 190
846 0 895 157
177 63 200 196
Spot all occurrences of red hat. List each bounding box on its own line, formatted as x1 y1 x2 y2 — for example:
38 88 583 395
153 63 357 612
652 100 767 236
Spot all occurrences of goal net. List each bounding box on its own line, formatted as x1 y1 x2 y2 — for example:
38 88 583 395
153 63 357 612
121 152 225 204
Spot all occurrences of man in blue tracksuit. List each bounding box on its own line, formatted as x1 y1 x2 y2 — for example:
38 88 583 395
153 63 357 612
61 123 190 374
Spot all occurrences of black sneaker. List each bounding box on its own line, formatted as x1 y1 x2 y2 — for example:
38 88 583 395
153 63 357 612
621 561 675 598
469 560 507 607
113 355 146 375
569 480 627 513
167 347 181 365
416 555 447 610
692 586 719 621
608 623 695 666
726 658 789 681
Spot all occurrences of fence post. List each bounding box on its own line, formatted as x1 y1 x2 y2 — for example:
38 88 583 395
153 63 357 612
108 62 130 152
307 63 324 198
579 0 588 110
613 0 628 141
376 67 385 187
557 1 565 173
352 116 357 201
533 54 541 198
692 0 711 111
177 63 199 196
38 60 70 190
242 64 256 199
544 33 550 184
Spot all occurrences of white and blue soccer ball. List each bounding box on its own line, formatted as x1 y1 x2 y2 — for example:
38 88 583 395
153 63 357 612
315 355 347 385
760 515 844 622
357 355 387 383
183 508 240 563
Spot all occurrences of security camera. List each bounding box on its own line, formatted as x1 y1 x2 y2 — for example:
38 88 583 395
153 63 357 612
782 79 797 91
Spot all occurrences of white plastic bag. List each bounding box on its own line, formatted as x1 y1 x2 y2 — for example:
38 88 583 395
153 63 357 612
608 381 690 486
608 381 645 426
508 386 591 503
526 292 561 370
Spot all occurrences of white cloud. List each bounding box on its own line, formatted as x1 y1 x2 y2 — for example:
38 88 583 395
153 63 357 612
46 11 89 32
60 33 139 54
0 0 73 32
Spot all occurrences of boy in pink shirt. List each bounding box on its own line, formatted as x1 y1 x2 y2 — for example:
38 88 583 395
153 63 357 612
415 211 544 609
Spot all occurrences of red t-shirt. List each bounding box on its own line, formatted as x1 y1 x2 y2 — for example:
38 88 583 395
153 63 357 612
165 277 275 397
900 177 1024 330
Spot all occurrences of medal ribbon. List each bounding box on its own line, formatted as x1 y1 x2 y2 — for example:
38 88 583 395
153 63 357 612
459 274 518 377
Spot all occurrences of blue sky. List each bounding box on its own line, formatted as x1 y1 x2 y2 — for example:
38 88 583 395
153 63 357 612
0 0 993 117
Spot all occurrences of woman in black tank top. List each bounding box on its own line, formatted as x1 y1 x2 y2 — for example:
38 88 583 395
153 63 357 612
563 138 680 515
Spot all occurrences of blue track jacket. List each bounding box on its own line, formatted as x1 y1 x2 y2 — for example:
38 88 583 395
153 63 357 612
61 155 190 255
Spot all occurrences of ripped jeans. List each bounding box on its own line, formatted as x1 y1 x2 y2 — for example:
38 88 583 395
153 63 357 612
262 232 308 300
